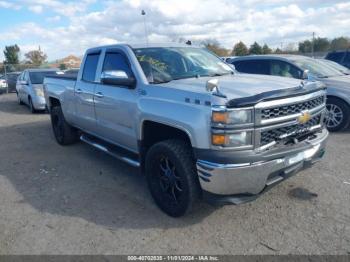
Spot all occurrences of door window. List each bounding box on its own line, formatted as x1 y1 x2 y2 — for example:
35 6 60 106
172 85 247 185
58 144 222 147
102 52 133 77
270 60 302 79
233 60 270 75
82 53 100 82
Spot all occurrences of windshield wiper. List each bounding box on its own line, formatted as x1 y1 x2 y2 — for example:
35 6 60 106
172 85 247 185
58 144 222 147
172 75 200 80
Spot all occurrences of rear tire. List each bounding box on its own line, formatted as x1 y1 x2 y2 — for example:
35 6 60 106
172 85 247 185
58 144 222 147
50 106 79 145
325 97 350 132
145 139 201 217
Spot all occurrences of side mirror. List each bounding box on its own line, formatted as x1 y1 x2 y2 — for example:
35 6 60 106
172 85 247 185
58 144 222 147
20 80 28 85
302 69 309 80
101 70 136 88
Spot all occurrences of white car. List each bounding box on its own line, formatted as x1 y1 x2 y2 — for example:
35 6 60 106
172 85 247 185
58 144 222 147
0 75 7 93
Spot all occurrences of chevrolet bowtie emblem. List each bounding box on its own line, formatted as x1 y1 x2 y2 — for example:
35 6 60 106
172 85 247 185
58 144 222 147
298 111 311 124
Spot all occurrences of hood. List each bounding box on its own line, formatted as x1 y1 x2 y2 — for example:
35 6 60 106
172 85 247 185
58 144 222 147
32 84 44 89
161 73 317 101
317 75 350 90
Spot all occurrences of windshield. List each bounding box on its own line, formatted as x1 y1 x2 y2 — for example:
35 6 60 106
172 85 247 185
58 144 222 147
133 47 233 84
29 71 59 84
319 59 349 75
291 58 344 78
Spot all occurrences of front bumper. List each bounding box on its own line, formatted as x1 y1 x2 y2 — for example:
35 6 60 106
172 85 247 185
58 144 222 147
196 128 328 200
32 95 46 110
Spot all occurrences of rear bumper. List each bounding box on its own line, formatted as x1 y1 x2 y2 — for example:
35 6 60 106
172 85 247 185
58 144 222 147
196 129 328 200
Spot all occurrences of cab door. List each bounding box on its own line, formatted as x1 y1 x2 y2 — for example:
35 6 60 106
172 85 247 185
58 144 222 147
93 50 138 152
74 51 101 133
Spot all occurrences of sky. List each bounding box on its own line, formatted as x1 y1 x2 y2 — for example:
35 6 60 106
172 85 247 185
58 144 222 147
0 0 350 61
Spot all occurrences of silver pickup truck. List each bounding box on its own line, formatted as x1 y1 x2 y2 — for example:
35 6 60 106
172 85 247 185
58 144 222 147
44 43 328 217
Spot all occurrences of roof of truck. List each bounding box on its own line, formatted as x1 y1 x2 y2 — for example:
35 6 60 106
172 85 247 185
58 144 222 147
86 43 201 52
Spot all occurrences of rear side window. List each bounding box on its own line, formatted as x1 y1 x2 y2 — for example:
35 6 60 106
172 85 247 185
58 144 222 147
82 53 100 82
326 52 344 63
233 60 270 75
102 52 133 77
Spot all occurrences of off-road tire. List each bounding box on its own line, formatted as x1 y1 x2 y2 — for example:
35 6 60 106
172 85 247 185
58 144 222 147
145 139 201 217
50 106 79 145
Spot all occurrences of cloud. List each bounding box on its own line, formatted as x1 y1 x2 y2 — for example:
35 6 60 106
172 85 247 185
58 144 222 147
28 5 43 13
0 0 21 10
0 0 350 60
46 15 61 22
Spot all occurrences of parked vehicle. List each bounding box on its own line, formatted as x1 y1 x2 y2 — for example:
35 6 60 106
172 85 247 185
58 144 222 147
64 68 80 75
230 55 350 131
16 69 61 113
318 58 350 75
0 75 7 94
221 56 236 63
325 50 350 69
6 72 21 93
44 44 328 217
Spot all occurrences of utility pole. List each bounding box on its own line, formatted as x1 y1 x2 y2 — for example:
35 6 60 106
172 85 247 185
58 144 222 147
141 10 149 46
312 32 315 58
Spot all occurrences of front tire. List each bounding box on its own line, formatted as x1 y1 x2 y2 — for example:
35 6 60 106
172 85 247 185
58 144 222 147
17 92 24 105
50 106 79 145
145 139 201 217
325 97 350 132
28 97 36 113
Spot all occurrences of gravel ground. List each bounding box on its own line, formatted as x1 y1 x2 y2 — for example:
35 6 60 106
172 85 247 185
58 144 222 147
0 93 349 255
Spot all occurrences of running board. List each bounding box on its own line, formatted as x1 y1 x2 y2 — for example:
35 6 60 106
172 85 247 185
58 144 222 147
80 134 140 168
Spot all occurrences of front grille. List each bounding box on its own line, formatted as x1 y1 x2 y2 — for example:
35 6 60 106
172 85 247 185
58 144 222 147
260 114 321 146
261 96 324 120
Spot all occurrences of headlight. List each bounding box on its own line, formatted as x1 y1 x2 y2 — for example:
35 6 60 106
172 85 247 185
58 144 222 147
212 131 253 147
212 109 252 124
34 87 44 97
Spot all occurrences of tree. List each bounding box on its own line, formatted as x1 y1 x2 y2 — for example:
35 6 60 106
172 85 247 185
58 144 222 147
232 41 248 56
202 39 230 57
249 42 262 55
59 63 67 70
313 37 330 52
274 48 283 54
3 45 20 64
330 37 350 51
24 47 47 65
262 44 272 54
298 40 312 53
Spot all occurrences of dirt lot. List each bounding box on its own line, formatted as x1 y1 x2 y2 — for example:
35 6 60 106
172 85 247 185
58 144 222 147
0 93 349 255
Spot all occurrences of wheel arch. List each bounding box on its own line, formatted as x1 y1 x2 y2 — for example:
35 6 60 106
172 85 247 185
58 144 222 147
139 120 195 168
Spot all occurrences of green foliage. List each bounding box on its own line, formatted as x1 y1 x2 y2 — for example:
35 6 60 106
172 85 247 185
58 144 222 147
274 48 283 54
3 45 20 64
298 40 312 53
330 37 350 51
313 37 330 52
59 63 67 70
249 42 263 55
232 41 248 56
262 44 272 54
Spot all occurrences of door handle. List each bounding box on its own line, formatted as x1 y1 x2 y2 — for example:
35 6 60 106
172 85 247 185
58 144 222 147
95 92 104 98
76 88 82 94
